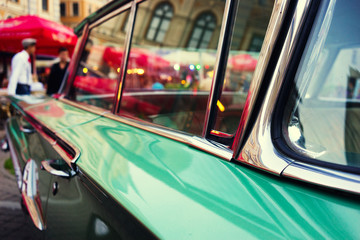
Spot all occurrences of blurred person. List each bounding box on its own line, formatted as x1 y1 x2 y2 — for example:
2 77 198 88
7 38 36 95
47 47 69 95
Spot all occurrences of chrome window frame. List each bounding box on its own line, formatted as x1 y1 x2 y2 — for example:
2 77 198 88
59 0 294 162
234 0 360 195
202 0 238 144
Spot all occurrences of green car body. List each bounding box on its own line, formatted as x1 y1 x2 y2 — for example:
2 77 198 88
5 96 360 239
4 0 360 239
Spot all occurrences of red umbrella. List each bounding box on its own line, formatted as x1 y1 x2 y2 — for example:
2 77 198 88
128 48 170 70
0 15 78 57
228 54 258 72
103 47 124 69
102 47 170 75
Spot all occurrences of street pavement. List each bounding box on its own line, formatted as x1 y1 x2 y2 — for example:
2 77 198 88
0 131 43 240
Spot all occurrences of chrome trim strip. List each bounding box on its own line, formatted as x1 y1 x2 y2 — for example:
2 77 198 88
5 120 23 191
233 0 291 154
113 1 137 113
282 162 360 194
202 0 235 137
59 97 232 160
77 91 240 100
64 23 90 95
234 0 308 174
104 113 233 160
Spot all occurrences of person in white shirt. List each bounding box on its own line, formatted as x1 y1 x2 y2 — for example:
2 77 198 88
7 38 37 95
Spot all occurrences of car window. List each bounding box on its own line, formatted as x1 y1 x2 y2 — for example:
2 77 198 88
318 48 360 99
283 0 360 170
117 0 226 136
212 1 274 134
71 9 130 110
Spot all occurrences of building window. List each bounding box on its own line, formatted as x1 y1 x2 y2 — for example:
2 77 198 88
60 3 66 17
42 0 48 11
73 2 79 16
187 12 216 49
248 34 264 52
146 2 174 43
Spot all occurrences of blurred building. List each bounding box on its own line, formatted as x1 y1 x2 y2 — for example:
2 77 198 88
0 0 273 50
91 0 274 51
60 0 111 28
0 0 60 22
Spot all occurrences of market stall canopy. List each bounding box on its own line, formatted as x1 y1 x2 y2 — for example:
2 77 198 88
163 50 217 66
0 15 78 57
102 47 170 70
228 54 258 72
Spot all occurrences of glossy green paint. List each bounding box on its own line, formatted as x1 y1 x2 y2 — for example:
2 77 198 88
11 98 360 239
10 97 101 132
55 107 360 239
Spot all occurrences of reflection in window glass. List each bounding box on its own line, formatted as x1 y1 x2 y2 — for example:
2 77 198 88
187 12 217 49
72 10 129 110
284 0 360 169
213 1 274 134
146 3 174 43
119 0 225 136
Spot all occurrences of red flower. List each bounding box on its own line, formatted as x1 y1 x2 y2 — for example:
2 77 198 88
28 57 31 63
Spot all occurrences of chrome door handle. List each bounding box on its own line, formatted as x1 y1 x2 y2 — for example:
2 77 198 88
20 125 35 133
22 159 46 230
41 159 76 178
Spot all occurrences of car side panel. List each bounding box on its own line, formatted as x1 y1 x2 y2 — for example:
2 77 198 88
9 98 360 239
59 114 360 239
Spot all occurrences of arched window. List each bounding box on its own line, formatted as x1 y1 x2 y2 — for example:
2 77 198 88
146 3 174 43
187 12 216 49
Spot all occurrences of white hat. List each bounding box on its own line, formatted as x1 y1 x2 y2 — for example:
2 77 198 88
22 38 37 48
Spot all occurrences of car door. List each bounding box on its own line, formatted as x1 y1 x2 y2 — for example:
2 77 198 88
6 115 54 232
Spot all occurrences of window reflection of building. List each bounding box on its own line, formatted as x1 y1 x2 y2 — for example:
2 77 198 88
187 12 217 49
71 0 276 136
146 3 174 43
88 0 274 51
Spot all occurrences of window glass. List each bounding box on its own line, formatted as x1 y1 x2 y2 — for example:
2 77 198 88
187 12 217 49
60 3 66 17
71 10 129 110
146 3 174 43
118 0 225 135
42 0 48 11
212 1 274 134
73 3 79 16
283 0 360 169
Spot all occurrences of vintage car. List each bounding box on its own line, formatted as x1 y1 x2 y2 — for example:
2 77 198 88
3 0 360 239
